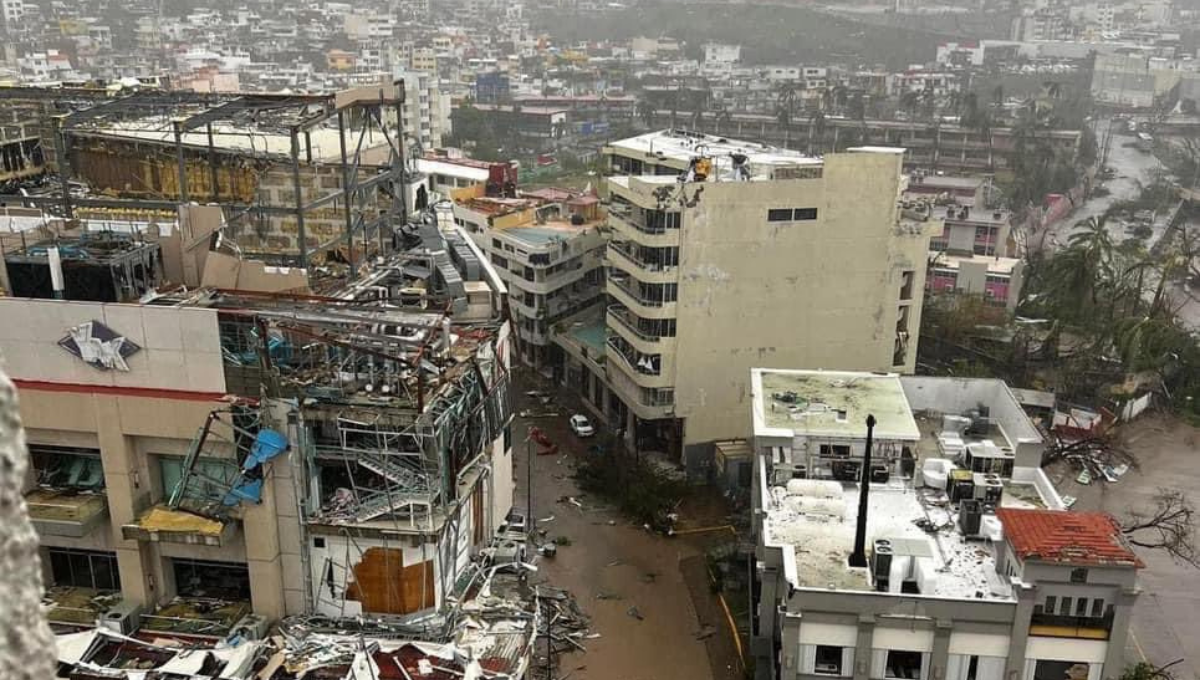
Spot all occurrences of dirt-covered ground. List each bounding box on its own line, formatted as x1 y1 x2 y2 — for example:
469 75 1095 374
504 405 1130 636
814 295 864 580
1049 414 1200 680
512 368 744 680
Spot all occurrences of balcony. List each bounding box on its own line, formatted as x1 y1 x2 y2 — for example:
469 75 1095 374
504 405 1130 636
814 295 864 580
607 275 676 319
1029 611 1114 640
26 489 109 538
607 241 678 284
604 304 672 347
607 204 680 247
607 336 673 389
606 360 676 419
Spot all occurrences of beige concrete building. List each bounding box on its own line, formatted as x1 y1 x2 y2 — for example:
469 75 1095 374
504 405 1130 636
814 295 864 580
454 189 608 367
554 130 939 467
2 209 516 640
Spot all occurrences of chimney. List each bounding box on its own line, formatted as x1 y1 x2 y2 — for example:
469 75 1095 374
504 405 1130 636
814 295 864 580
848 413 877 568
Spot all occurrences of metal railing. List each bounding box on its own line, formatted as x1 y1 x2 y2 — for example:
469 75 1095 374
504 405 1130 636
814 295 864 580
607 305 663 344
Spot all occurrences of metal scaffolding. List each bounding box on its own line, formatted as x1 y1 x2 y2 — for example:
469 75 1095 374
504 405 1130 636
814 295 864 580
0 86 407 271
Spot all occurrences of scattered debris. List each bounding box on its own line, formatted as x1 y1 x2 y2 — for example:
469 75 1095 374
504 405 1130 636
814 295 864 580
639 572 657 584
552 536 573 546
694 625 717 640
626 606 644 620
595 592 623 601
538 514 556 523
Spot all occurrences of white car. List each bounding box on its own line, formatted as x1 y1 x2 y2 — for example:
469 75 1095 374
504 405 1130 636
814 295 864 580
569 414 595 437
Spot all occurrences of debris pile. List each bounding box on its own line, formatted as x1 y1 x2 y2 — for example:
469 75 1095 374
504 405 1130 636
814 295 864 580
532 585 593 679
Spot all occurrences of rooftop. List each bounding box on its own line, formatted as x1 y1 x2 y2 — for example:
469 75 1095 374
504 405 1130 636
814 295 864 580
502 221 599 247
996 508 1144 568
763 473 1044 598
933 253 1022 275
607 129 822 182
752 369 921 441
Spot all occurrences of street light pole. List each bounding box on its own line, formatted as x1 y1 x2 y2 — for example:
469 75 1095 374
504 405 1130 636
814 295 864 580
526 426 533 539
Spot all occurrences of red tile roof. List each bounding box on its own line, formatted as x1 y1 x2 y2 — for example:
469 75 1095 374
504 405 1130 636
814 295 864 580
996 508 1143 568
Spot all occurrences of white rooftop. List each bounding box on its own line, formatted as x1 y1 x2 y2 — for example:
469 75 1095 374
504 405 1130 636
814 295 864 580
762 475 1041 599
752 369 922 441
607 129 821 182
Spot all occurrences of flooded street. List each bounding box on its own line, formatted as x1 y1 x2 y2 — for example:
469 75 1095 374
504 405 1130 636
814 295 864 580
511 370 742 680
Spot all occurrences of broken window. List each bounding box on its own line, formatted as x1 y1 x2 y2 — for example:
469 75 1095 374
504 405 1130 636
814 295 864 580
885 650 923 679
30 445 105 492
158 455 240 504
815 645 844 675
48 548 120 591
172 558 251 601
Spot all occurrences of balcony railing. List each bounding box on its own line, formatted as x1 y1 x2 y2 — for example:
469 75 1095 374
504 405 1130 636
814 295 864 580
608 203 680 236
609 242 678 275
609 275 672 308
607 305 664 344
1029 611 1114 640
607 336 661 376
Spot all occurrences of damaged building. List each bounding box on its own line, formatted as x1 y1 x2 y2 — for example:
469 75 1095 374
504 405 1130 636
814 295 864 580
553 130 940 470
0 85 409 268
0 194 522 661
748 369 1141 680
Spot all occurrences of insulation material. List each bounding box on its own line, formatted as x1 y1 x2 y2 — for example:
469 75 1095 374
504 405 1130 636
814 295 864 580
136 506 226 536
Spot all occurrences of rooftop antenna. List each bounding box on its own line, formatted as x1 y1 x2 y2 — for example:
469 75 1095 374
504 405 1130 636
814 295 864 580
848 413 876 568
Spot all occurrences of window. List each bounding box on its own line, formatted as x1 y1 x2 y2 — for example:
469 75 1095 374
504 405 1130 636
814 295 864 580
885 650 923 679
158 455 240 503
1070 568 1088 583
793 207 819 220
820 444 852 458
966 656 980 680
1075 597 1088 616
768 208 793 222
48 548 120 591
173 558 251 600
313 537 326 549
1090 598 1104 617
815 645 844 675
1059 596 1072 615
1044 596 1057 613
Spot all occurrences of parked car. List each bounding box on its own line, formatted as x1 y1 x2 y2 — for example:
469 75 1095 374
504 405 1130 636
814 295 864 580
569 414 595 437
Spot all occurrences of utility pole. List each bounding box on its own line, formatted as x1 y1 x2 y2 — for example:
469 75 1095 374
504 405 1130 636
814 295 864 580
526 426 533 537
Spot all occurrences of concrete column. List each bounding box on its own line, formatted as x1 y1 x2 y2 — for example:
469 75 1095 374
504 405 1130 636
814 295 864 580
931 620 953 680
1103 590 1139 679
854 614 876 680
95 396 154 607
242 461 285 621
1005 583 1037 680
780 611 802 680
755 564 780 658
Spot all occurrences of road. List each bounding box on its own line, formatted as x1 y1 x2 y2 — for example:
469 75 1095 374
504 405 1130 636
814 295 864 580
511 369 740 680
1043 126 1169 248
1049 416 1200 680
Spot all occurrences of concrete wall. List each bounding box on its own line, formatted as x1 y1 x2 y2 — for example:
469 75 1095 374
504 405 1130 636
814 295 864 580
671 151 931 448
899 377 1044 468
0 298 225 393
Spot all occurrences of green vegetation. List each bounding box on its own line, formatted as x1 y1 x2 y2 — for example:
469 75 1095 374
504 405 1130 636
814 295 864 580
574 450 686 529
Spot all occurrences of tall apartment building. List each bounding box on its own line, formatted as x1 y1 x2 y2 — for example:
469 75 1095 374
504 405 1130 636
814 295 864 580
553 130 939 465
749 369 1139 680
396 69 451 152
3 205 515 638
455 188 608 367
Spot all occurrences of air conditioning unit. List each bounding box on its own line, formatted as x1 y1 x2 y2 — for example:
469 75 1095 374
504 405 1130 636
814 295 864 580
98 600 143 635
494 538 524 565
230 614 270 641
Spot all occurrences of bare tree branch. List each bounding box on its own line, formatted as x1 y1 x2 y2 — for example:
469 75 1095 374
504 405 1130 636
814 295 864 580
1121 488 1200 568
